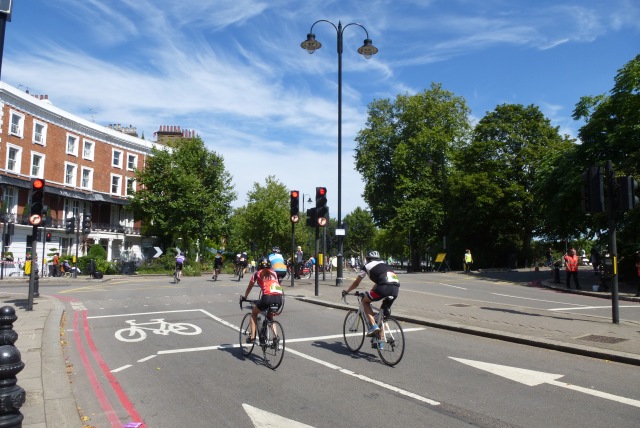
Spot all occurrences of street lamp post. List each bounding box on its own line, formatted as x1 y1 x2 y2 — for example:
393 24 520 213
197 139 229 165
301 20 378 287
301 194 313 211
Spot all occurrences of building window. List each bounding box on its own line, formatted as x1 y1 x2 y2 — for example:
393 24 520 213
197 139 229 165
1 187 18 217
83 139 95 161
126 177 136 196
81 167 93 189
112 149 123 168
64 163 77 186
9 111 25 138
31 153 45 178
127 153 138 171
66 134 79 156
111 174 122 195
33 121 47 145
5 145 21 173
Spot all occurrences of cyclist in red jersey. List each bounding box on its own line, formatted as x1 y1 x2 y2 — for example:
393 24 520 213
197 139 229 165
242 257 283 343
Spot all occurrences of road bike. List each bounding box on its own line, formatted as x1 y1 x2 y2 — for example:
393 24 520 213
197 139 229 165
234 263 244 281
212 264 222 281
238 296 285 369
342 291 405 366
115 318 202 342
173 268 181 284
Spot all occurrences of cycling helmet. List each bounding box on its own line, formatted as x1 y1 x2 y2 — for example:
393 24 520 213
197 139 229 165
272 246 280 253
217 249 223 254
366 250 380 260
257 257 271 270
242 251 247 256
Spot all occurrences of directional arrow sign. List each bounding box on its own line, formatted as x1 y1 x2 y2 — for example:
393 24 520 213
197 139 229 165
450 357 640 408
153 247 163 258
243 403 314 427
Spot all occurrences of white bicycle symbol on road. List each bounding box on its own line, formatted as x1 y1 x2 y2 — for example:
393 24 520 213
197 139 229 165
115 318 202 342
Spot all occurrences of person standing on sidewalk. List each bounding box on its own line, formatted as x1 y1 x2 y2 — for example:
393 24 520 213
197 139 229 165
464 249 473 274
564 248 581 290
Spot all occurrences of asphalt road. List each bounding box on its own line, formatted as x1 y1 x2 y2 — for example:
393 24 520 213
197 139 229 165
16 273 640 427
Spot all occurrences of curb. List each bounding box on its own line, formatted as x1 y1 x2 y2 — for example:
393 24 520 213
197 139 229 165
293 295 640 367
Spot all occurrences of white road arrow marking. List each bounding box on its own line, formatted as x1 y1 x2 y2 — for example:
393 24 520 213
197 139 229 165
450 357 640 408
243 403 314 427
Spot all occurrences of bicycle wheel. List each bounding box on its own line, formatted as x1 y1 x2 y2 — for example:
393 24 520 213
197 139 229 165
173 270 178 284
263 320 285 369
343 310 365 352
239 313 255 356
377 316 405 366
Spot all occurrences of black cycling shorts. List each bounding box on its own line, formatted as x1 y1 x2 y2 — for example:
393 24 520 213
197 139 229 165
256 294 283 311
365 284 399 306
175 262 183 271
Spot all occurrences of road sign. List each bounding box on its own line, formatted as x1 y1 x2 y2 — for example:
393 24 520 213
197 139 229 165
153 247 163 258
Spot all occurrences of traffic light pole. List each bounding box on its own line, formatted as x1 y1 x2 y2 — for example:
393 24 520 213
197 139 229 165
290 222 295 288
314 224 319 296
27 226 38 311
606 160 620 324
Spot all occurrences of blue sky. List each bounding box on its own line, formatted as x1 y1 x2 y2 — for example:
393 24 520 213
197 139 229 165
3 0 639 216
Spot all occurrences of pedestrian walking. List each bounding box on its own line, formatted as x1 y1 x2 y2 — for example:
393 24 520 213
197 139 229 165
564 248 581 290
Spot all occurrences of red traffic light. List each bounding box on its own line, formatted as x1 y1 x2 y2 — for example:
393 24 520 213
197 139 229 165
317 187 326 196
291 190 299 198
32 178 45 189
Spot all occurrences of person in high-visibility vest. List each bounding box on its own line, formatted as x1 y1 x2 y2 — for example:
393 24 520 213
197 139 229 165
563 248 581 290
464 249 473 274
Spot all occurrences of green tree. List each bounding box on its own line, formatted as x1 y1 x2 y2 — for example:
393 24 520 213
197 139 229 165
227 176 292 258
343 207 377 260
572 54 640 261
130 137 235 259
451 104 574 267
355 83 471 268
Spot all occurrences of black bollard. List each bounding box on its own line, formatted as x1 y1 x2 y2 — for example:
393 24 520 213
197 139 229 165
0 306 26 428
553 262 561 284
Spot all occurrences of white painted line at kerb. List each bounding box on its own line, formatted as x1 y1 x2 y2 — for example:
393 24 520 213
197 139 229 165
548 305 640 311
492 293 586 306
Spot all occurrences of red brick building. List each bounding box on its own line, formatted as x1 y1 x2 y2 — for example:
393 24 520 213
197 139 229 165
0 82 169 272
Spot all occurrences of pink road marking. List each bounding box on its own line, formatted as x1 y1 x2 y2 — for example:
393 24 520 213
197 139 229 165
73 310 122 427
81 311 146 427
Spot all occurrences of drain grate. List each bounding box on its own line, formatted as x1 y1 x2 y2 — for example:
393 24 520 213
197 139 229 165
449 303 471 308
578 334 629 344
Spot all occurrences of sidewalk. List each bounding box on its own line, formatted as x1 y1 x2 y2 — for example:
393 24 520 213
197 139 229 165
1 291 82 428
287 271 640 366
1 270 639 427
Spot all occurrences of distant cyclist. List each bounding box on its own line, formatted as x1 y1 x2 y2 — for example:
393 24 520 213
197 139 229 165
175 252 186 283
268 246 287 284
212 250 224 280
239 251 249 277
241 257 283 343
342 250 400 338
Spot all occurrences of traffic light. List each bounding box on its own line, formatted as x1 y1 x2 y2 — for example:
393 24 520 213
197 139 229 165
315 187 328 227
65 216 76 234
306 207 317 227
581 167 605 213
46 232 52 242
290 190 300 223
29 178 46 226
617 176 639 211
82 213 92 234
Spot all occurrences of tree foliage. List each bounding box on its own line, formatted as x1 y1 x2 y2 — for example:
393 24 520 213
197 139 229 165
355 83 471 267
227 176 296 258
130 137 235 258
343 207 377 260
451 104 574 266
